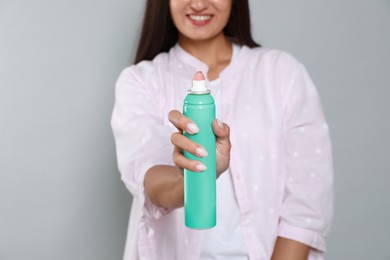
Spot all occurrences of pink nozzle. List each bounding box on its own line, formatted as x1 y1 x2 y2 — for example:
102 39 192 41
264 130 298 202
193 71 205 81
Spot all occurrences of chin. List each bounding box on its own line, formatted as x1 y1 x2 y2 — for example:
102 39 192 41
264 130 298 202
183 32 220 42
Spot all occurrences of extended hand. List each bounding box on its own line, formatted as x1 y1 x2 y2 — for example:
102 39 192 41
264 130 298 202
168 110 231 178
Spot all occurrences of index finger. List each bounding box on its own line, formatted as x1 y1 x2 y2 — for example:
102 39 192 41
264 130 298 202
168 110 199 134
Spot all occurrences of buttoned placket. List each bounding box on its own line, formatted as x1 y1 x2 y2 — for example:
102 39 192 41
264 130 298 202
229 134 264 259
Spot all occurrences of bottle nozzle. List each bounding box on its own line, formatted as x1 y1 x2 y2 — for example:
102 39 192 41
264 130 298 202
190 71 210 94
193 71 205 81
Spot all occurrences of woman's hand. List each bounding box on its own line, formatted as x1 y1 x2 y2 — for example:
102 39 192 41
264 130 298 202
168 110 231 178
144 110 230 209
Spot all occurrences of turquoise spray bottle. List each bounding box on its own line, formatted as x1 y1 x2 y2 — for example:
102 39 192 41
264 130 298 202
183 71 216 229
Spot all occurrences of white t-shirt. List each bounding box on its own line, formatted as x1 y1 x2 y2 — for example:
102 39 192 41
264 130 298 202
200 168 249 259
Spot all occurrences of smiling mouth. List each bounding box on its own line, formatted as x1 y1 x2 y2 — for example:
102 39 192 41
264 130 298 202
188 14 212 21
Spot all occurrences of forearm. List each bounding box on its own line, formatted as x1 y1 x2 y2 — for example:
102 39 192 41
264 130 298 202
271 237 310 260
144 165 184 209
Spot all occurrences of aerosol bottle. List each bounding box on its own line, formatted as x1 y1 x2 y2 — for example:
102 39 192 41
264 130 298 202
183 71 216 229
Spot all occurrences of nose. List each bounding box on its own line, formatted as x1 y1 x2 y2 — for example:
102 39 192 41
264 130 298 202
189 0 210 12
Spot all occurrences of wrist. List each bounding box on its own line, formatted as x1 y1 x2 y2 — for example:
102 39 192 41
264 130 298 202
170 166 184 208
144 165 184 209
271 237 310 260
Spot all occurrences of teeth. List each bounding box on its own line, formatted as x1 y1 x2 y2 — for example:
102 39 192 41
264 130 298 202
190 15 211 21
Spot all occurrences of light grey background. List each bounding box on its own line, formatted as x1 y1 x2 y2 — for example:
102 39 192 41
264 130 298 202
0 0 389 259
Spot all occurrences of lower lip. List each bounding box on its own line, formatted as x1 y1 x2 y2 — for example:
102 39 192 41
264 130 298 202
187 16 213 26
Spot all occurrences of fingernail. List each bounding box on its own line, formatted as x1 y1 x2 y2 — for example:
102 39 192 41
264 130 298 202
216 119 223 129
187 123 199 134
195 147 208 157
196 163 207 172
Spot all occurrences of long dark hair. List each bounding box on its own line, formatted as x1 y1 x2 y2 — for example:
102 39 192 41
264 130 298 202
134 0 260 64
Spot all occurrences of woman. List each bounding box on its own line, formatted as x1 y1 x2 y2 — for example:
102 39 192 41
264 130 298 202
111 0 334 259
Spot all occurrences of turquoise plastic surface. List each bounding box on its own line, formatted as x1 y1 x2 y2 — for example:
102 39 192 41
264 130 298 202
183 93 216 229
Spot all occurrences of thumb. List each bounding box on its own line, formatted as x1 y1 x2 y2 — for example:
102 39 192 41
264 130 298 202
212 119 230 145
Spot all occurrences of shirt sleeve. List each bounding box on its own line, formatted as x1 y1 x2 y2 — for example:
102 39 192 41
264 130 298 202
111 66 174 220
279 60 334 254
